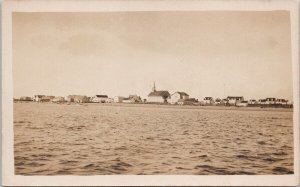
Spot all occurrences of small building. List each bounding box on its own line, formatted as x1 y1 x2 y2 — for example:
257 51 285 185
265 98 276 105
114 96 124 103
169 92 189 104
34 95 45 102
90 95 108 103
221 99 228 105
52 97 65 103
105 98 114 103
276 99 288 105
178 98 198 105
287 100 293 107
19 96 32 101
203 97 214 104
74 95 89 103
147 82 170 103
236 101 248 107
249 99 258 104
119 95 142 103
122 98 132 103
227 96 244 105
129 95 142 103
66 95 76 102
258 99 267 105
40 96 52 102
214 98 221 105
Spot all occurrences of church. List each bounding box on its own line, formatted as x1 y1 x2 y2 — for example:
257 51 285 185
147 82 170 103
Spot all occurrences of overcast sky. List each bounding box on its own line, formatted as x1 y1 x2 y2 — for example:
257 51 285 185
13 11 292 100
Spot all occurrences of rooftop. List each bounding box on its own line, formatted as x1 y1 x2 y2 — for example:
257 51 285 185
175 92 189 96
95 95 108 98
148 91 170 97
227 96 244 98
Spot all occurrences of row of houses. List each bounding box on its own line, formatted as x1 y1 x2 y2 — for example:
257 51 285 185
147 83 292 107
14 83 292 107
15 94 292 107
15 94 143 104
203 97 291 106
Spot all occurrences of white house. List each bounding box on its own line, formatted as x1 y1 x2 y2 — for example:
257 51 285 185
221 99 228 105
147 82 170 103
52 97 65 103
227 96 244 105
258 99 267 105
236 101 248 107
249 99 257 104
114 96 124 103
119 95 141 103
169 92 189 104
203 97 214 104
90 95 108 103
276 99 288 105
20 96 32 101
122 98 132 103
214 98 221 105
265 98 276 105
34 95 45 102
105 98 114 103
40 96 54 102
287 100 293 106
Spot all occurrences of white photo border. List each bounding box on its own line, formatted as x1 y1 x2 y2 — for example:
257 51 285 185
2 0 299 186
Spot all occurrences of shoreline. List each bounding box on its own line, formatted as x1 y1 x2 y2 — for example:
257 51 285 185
14 101 293 112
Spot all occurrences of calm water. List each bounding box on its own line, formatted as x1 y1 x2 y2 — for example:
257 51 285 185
14 102 294 175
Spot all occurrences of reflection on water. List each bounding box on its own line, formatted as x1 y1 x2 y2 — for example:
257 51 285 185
14 103 294 175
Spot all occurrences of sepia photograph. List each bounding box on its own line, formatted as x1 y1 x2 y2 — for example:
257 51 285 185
2 0 299 186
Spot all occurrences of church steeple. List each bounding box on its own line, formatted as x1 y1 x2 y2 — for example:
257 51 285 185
152 81 156 92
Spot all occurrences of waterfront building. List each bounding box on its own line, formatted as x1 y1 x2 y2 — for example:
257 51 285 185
114 96 124 103
236 101 248 107
19 96 32 101
66 95 76 102
221 98 228 105
90 95 109 103
276 99 288 105
147 82 170 103
258 99 267 105
178 98 198 105
265 98 276 105
215 98 221 105
52 97 65 103
128 95 142 103
169 92 189 104
227 96 244 105
122 98 132 103
203 97 214 104
249 99 257 104
34 95 45 102
40 96 52 102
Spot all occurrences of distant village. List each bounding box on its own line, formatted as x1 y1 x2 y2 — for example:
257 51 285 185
14 82 293 108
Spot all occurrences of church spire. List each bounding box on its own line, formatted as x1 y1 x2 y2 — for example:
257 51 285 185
152 81 156 92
